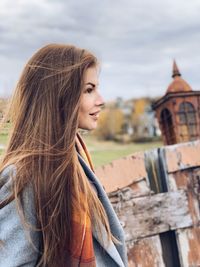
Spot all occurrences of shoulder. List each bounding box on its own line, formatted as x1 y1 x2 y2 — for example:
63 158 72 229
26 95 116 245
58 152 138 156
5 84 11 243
0 164 16 179
0 164 36 223
0 165 41 266
0 165 16 201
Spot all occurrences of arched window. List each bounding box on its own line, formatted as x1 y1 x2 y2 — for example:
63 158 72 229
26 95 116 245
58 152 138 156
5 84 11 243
178 102 197 141
160 108 176 145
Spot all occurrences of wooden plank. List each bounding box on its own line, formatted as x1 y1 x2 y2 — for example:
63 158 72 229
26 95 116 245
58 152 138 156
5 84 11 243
95 152 148 193
160 140 200 173
109 189 192 242
128 235 165 267
159 142 200 266
176 227 200 267
167 170 200 224
128 178 152 197
144 148 167 193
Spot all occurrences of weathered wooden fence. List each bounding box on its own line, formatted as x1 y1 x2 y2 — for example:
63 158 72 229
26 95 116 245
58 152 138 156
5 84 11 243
95 140 200 267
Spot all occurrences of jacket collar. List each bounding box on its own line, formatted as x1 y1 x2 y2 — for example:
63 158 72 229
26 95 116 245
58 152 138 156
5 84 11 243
92 224 125 267
78 154 125 267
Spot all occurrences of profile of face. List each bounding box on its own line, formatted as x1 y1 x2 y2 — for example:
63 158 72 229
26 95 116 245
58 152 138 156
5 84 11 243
78 66 104 131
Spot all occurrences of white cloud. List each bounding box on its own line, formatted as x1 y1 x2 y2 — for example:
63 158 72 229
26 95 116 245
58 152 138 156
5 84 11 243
0 0 200 100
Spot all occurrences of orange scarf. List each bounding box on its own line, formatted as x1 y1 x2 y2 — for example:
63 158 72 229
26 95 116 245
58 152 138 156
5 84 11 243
75 133 95 172
67 133 96 267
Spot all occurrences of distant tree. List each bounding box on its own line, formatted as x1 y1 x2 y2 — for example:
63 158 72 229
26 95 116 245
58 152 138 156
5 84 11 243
94 108 124 140
131 98 152 137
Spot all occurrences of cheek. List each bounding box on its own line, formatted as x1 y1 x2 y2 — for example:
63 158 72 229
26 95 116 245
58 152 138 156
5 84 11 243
78 104 89 124
79 97 92 115
79 105 87 117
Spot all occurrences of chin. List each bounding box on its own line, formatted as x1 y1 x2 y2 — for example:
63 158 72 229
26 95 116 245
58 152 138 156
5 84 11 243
79 124 97 131
86 125 97 131
78 119 98 131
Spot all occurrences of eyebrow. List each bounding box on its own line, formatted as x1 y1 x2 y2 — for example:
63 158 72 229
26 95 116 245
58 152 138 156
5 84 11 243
85 82 95 87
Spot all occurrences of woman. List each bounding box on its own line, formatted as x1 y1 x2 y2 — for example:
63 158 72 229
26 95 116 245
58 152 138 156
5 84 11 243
0 44 128 267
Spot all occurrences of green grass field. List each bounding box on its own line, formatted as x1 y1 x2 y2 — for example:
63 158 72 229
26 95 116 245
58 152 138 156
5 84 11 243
0 133 8 145
83 134 162 167
0 130 162 167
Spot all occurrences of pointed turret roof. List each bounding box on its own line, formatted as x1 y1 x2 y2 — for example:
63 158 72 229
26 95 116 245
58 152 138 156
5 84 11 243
166 60 192 94
172 60 181 78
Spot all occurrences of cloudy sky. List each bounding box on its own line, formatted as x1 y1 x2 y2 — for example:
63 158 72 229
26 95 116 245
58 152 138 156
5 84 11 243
0 0 200 101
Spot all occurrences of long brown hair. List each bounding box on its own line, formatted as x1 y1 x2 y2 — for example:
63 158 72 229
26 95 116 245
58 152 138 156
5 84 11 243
0 44 113 266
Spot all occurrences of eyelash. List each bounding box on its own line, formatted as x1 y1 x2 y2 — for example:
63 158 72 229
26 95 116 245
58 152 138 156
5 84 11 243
86 88 94 94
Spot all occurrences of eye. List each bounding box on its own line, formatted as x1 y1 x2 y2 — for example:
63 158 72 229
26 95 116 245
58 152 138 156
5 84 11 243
86 87 94 94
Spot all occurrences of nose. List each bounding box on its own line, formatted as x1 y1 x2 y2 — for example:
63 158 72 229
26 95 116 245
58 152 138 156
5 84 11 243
96 92 105 107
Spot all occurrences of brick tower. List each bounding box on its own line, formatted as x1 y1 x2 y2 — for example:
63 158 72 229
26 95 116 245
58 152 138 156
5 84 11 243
153 61 200 145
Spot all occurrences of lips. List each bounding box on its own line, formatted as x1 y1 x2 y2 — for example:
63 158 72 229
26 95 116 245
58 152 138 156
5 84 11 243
89 110 100 116
89 111 100 121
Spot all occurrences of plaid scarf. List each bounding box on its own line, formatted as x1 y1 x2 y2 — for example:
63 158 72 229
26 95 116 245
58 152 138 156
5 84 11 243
67 133 96 267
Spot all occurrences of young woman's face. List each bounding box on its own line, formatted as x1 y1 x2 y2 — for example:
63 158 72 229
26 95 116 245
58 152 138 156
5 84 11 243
78 66 104 130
